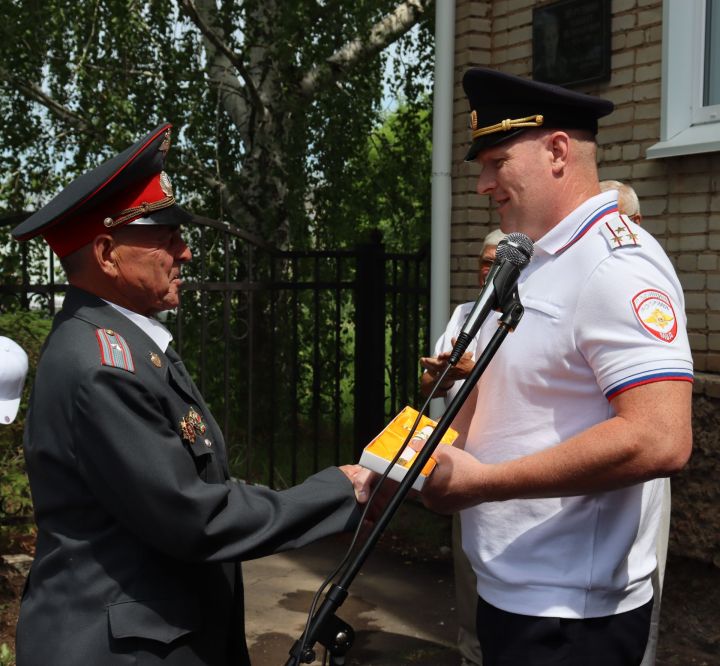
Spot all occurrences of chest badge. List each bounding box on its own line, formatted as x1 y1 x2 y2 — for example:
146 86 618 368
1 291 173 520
632 289 678 342
179 407 208 443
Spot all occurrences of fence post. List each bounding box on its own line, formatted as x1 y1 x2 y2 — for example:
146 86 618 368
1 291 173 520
354 230 386 459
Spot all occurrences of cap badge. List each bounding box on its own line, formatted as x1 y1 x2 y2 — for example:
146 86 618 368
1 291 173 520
179 406 207 443
159 171 173 197
470 110 478 131
632 289 678 343
149 352 162 368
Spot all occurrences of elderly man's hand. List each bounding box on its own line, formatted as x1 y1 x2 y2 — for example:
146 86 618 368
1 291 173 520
338 464 376 503
420 350 474 382
419 336 475 399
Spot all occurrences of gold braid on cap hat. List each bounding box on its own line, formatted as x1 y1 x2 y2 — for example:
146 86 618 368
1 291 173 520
103 195 176 228
471 114 544 139
103 171 176 228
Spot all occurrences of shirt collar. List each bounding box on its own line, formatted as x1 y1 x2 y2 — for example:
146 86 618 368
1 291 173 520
533 190 619 257
103 300 174 352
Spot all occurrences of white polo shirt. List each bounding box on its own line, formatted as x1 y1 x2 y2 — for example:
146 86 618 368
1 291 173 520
460 191 693 619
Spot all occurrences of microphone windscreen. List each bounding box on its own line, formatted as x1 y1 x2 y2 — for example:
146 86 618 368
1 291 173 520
497 232 534 267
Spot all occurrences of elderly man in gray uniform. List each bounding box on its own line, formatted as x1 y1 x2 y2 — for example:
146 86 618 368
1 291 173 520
11 123 372 666
417 69 693 666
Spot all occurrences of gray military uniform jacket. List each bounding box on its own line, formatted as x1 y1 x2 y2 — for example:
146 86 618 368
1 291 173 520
16 287 360 665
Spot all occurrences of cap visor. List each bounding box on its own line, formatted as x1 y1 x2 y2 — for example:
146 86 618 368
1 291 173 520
0 398 21 425
464 128 532 162
145 205 193 227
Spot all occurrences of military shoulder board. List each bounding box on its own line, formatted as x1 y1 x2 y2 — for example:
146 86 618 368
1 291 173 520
95 328 135 373
600 215 642 250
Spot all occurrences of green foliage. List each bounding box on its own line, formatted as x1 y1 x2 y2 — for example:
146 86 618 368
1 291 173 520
311 100 433 251
0 642 14 666
0 0 434 253
0 311 53 544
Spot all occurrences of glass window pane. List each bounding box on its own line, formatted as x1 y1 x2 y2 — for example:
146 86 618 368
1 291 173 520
705 0 720 105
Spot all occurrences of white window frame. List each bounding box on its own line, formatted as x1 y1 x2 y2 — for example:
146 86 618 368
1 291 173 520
647 0 720 159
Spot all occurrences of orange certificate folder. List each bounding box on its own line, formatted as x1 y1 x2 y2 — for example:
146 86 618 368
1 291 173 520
359 406 458 491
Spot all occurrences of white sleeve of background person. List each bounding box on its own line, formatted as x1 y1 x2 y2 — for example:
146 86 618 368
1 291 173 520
433 302 475 357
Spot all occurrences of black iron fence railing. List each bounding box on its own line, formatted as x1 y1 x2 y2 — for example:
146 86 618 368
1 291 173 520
1 216 430 489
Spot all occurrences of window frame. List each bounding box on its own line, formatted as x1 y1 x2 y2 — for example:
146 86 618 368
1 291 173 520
647 0 720 159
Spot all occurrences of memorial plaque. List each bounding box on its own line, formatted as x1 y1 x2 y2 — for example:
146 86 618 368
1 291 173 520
533 0 611 87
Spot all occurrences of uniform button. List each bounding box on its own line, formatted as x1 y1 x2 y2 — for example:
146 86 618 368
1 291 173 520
204 439 212 447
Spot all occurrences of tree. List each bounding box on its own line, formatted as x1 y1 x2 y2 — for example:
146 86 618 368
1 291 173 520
0 0 434 251
317 99 432 250
0 1 435 488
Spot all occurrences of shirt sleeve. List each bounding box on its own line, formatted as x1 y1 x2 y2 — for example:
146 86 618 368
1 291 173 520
574 247 693 400
434 303 476 357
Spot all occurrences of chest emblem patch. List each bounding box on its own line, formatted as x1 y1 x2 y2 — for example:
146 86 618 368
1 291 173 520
179 407 207 443
632 289 677 342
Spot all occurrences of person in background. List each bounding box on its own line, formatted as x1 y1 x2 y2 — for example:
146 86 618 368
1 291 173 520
600 179 643 224
419 228 506 666
419 228 507 400
10 123 373 666
416 67 692 666
0 336 28 425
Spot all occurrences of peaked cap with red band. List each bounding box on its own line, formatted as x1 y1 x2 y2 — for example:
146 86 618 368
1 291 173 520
11 123 192 257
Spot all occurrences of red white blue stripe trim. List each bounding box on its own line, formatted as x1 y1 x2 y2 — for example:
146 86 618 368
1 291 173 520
604 369 693 400
556 201 618 254
95 328 135 373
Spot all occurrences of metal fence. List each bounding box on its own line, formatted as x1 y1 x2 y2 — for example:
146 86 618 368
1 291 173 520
1 216 430 488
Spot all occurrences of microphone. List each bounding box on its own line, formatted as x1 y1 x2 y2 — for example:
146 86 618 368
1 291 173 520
448 232 534 366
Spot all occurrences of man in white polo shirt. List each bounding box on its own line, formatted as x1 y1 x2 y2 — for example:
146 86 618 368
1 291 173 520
417 68 693 666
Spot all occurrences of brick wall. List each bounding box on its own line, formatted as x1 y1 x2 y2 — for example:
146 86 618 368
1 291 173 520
451 0 720 374
451 0 720 566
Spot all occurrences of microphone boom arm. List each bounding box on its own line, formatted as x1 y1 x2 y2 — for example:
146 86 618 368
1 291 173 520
285 292 525 665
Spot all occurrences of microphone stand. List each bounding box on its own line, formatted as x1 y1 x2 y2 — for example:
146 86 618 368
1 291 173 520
285 293 525 666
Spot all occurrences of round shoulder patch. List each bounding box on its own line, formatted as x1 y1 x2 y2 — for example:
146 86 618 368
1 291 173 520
632 289 678 342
